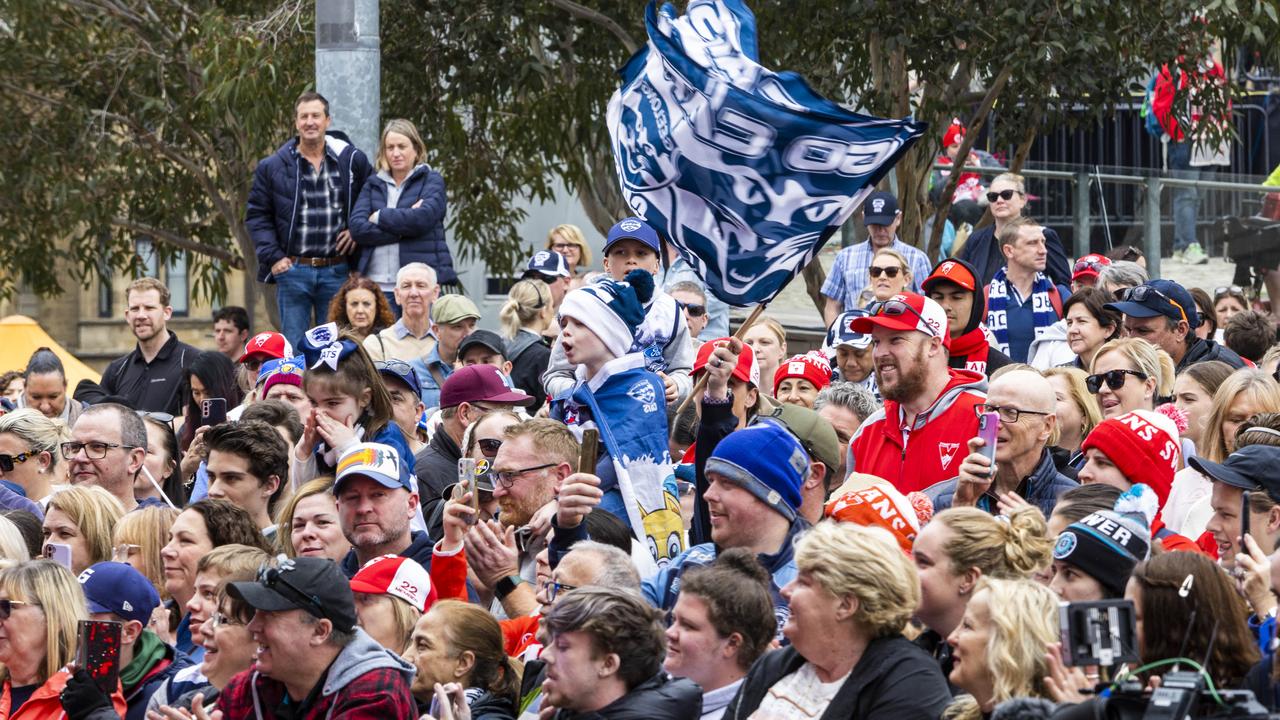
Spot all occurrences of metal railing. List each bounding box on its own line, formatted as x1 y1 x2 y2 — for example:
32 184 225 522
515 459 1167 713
939 163 1278 278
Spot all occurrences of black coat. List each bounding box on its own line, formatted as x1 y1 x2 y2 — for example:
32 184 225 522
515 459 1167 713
725 637 952 720
1179 336 1246 371
553 673 702 720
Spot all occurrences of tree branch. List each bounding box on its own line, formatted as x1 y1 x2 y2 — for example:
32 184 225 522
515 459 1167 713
547 0 639 54
110 218 245 268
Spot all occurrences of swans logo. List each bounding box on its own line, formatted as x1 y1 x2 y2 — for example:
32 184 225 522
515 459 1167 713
939 442 960 469
606 0 924 307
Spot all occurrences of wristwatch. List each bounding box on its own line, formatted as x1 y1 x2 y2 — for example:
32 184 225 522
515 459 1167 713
495 574 525 601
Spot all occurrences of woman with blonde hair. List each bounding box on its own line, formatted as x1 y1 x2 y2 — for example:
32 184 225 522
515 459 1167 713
498 278 553 410
742 316 788 396
1043 366 1103 469
0 409 68 506
275 477 350 562
865 247 912 305
547 224 591 288
403 600 520 719
1088 338 1175 419
0 561 127 717
727 521 951 718
956 171 1071 287
911 506 1053 681
944 578 1058 719
350 118 457 303
113 504 181 598
43 484 124 575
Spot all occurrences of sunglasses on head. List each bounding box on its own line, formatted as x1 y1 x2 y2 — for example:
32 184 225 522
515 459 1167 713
865 299 937 338
1085 369 1149 394
1214 285 1245 300
1121 285 1188 325
1073 258 1104 275
0 452 32 473
869 266 902 278
986 189 1022 203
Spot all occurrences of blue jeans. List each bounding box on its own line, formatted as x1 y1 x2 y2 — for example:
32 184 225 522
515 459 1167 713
275 263 349 350
1168 141 1201 252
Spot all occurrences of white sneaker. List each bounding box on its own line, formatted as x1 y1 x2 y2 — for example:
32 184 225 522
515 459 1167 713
1184 242 1208 265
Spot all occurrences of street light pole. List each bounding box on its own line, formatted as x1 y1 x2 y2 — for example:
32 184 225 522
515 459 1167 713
315 0 380 157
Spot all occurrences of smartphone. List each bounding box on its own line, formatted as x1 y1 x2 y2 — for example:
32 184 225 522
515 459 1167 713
458 458 478 525
1241 490 1252 542
976 411 999 465
44 542 72 569
76 619 123 694
199 398 228 427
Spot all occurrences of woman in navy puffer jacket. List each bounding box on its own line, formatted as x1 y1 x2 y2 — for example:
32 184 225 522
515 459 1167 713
350 119 457 294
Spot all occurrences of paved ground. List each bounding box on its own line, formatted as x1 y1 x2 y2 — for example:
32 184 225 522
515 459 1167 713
731 245 1242 343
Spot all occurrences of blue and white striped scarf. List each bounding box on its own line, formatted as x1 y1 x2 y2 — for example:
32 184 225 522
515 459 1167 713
986 268 1057 355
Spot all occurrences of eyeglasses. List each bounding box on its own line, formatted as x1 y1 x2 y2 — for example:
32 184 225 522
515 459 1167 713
490 462 557 489
208 611 246 630
547 581 577 602
258 563 326 619
0 452 33 473
986 189 1023 203
1085 369 1149 394
477 438 503 458
1121 286 1188 325
865 299 937 338
551 243 576 253
868 266 902 279
111 544 141 563
0 599 35 620
59 441 137 460
974 403 1050 424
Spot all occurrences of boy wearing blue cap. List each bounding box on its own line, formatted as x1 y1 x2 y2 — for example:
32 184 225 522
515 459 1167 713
75 562 194 720
542 217 694 408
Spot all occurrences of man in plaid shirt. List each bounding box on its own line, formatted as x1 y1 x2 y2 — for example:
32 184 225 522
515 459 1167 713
247 91 372 350
820 191 932 326
218 557 416 719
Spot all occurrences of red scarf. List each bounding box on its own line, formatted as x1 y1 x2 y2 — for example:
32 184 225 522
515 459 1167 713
949 328 991 375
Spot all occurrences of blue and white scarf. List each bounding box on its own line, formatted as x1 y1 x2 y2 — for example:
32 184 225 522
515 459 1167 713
986 269 1057 355
607 0 924 307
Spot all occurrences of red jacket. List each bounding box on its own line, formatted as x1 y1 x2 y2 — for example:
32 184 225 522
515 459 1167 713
848 369 987 494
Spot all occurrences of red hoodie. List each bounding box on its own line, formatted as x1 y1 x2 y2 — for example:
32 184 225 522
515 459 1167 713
848 369 987 494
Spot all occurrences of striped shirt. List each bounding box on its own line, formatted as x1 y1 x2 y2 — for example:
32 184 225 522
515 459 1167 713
821 238 932 311
294 149 344 257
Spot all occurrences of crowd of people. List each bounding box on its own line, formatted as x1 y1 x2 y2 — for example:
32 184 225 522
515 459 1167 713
3 91 1280 719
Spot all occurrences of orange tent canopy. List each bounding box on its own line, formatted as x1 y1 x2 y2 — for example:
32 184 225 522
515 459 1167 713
0 315 101 388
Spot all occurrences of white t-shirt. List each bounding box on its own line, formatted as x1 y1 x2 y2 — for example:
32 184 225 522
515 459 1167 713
748 662 850 720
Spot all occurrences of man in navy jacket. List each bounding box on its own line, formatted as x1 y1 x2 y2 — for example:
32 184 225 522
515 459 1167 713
246 91 371 349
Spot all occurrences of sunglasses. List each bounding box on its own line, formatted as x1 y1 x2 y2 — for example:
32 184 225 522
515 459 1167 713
0 599 34 621
865 299 937 338
258 564 327 619
477 438 502 458
1085 369 1149 394
0 452 32 473
1214 285 1246 300
1121 286 1188 325
1072 258 1104 275
986 189 1022 203
868 266 902 278
681 303 707 318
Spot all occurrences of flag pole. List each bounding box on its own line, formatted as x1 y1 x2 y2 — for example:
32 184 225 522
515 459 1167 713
676 302 768 416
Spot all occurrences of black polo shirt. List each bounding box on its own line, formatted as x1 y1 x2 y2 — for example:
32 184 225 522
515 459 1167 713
100 331 198 415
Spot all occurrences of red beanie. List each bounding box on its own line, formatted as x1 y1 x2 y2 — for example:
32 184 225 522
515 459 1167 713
1080 410 1181 509
942 120 966 149
773 352 832 397
824 483 923 554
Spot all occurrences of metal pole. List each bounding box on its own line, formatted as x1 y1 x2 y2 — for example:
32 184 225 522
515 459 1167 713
316 0 380 158
1144 176 1162 279
1073 171 1091 259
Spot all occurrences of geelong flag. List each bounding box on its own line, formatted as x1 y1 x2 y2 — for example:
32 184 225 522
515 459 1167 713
607 0 927 307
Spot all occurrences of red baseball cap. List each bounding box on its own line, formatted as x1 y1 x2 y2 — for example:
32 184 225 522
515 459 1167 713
438 364 533 409
942 119 966 149
693 338 760 387
921 260 977 293
239 332 293 363
850 292 950 349
1072 253 1112 283
349 555 436 612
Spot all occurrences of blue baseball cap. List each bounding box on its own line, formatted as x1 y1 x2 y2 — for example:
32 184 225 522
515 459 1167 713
523 250 570 279
1189 443 1280 504
1105 279 1199 329
78 562 161 625
376 360 422 396
826 309 872 350
604 217 661 255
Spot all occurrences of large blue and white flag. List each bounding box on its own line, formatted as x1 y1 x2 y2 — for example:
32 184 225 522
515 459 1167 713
607 0 927 307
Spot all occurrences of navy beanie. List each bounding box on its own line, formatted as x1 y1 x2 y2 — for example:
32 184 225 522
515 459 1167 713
706 423 808 521
558 269 656 358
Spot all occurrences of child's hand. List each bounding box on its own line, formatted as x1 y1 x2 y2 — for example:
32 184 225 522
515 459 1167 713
315 411 358 450
659 372 677 403
296 409 321 459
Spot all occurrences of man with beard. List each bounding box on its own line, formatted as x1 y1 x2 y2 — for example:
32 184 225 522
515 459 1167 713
334 442 431 578
847 292 987 494
922 258 1012 378
100 277 198 415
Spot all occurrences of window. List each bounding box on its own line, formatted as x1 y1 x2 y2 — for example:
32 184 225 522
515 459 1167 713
96 254 113 319
132 237 189 315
